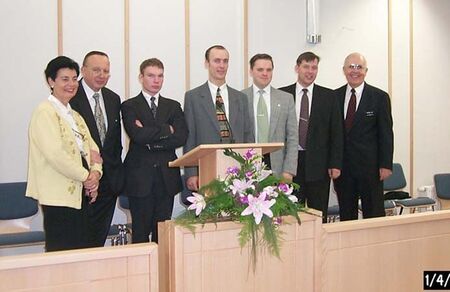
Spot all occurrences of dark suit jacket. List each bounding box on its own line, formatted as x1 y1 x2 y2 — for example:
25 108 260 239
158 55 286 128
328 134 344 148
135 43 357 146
279 83 343 182
121 93 188 197
70 81 124 196
335 82 393 178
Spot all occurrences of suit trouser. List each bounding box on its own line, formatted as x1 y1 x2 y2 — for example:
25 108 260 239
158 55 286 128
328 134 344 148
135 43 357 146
87 193 117 247
294 151 331 223
334 171 385 221
128 169 174 243
42 194 90 252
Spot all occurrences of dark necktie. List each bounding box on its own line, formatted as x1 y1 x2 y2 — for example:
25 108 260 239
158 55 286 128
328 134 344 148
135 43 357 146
150 96 157 118
93 92 106 146
299 88 309 149
216 88 232 143
345 88 356 131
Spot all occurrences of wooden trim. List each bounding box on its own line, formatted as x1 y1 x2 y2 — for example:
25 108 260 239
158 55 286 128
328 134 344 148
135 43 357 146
0 243 156 270
185 0 191 91
409 0 414 194
124 0 130 100
57 0 63 55
243 0 249 88
323 210 450 233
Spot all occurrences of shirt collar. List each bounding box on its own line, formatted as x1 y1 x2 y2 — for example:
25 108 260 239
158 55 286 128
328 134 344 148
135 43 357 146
346 82 365 96
208 80 227 95
253 84 271 96
82 79 102 100
296 82 314 96
142 91 160 105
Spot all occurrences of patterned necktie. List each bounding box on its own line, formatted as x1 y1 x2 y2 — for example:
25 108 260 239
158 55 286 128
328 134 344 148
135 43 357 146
93 92 106 146
216 88 232 143
150 96 157 118
299 88 309 149
345 88 356 131
257 89 269 143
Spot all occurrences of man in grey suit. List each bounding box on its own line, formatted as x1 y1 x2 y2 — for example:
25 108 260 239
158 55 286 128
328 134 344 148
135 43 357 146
184 45 254 191
242 53 297 181
280 52 343 223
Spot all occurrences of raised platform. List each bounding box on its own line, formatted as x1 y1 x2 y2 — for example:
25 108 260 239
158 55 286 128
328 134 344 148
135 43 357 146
2 210 449 292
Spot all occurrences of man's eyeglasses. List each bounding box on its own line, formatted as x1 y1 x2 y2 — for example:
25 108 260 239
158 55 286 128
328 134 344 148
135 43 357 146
347 64 366 71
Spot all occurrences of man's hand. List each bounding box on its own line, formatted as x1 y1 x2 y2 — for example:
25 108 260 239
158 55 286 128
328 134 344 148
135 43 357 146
281 172 293 183
186 176 199 191
328 168 341 179
169 125 174 134
379 168 392 181
87 191 98 204
84 170 101 193
135 119 143 128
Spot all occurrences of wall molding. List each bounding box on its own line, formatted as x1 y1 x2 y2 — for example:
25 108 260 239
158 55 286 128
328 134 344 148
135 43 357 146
185 0 191 91
409 0 414 192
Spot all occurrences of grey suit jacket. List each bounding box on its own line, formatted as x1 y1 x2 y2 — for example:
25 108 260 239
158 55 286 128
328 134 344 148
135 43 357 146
242 86 298 176
183 82 255 178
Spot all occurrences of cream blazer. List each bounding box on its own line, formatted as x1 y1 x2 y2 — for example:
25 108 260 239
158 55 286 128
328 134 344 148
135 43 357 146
26 100 102 209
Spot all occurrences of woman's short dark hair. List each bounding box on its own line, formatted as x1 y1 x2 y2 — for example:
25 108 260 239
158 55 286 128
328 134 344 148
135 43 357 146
45 56 80 83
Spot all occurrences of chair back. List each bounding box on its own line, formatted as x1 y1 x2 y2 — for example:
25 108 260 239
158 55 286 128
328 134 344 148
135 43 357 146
0 182 38 233
383 163 407 191
434 174 450 200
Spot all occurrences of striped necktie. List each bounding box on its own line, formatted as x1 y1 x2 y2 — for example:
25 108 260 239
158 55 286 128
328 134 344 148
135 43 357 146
216 88 232 143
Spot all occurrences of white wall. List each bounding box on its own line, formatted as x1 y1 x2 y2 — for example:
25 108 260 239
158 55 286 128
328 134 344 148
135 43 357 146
413 0 450 188
1 0 449 228
0 0 57 182
189 0 245 90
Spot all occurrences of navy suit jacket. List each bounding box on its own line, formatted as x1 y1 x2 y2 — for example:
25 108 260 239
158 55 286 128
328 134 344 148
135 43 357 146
335 82 393 178
279 83 343 181
121 93 188 197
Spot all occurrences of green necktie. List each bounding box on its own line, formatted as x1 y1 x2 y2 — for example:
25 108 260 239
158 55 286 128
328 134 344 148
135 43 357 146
257 89 269 143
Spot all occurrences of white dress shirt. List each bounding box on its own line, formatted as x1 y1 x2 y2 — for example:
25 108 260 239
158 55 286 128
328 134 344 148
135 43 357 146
252 84 271 141
295 83 314 151
344 82 365 118
82 79 108 130
142 90 160 109
208 81 229 117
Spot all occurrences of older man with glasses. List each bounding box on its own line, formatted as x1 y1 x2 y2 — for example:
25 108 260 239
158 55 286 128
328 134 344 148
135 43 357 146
70 51 124 247
334 52 394 221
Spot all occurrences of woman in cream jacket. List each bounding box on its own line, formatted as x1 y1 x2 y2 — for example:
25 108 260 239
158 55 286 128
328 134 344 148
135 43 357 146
26 56 102 252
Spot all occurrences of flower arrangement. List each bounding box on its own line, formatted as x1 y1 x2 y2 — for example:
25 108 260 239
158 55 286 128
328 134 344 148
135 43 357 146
176 148 303 268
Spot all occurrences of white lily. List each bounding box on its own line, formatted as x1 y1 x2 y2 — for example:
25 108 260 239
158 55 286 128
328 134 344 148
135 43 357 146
241 193 276 224
229 178 255 196
186 192 206 216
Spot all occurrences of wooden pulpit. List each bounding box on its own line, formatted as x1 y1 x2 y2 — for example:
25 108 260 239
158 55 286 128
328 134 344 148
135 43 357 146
169 143 283 187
